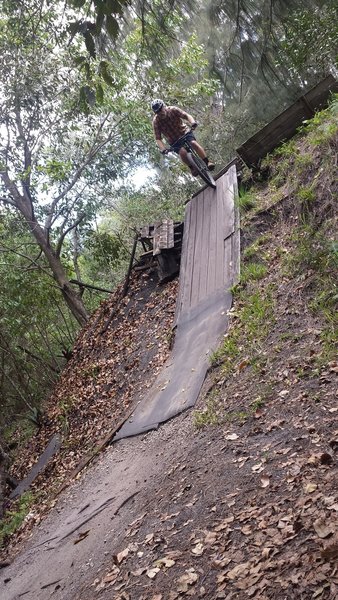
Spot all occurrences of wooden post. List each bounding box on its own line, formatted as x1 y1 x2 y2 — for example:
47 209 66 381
122 234 138 298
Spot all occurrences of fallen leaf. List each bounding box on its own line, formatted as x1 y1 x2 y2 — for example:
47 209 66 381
313 518 335 539
204 531 218 544
176 569 198 593
252 463 265 473
226 562 250 580
191 542 204 556
224 433 239 441
304 482 318 494
116 547 129 563
241 525 252 535
154 557 176 568
260 476 270 488
131 567 146 576
321 542 338 561
146 567 160 579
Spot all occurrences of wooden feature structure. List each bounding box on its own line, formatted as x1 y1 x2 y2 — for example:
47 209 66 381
236 74 338 167
136 220 183 282
115 165 240 440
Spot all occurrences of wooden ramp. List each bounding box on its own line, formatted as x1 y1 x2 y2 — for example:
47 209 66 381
114 166 239 440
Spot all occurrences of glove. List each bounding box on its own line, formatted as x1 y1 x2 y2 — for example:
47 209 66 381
161 148 169 155
191 121 198 130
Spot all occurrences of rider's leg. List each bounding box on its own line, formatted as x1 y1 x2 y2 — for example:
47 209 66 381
179 147 198 175
190 141 215 171
190 140 207 159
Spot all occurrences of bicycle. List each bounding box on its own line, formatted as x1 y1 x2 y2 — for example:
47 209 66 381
166 130 216 189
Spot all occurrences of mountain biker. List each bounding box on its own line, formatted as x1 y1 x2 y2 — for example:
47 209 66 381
151 99 215 177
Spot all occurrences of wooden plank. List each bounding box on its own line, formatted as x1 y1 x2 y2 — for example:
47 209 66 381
214 174 226 291
158 219 174 249
224 166 240 288
159 220 167 249
238 102 309 165
181 195 198 313
174 205 192 323
207 184 218 295
222 170 236 241
140 225 150 238
152 221 161 256
189 189 205 309
197 188 212 304
176 168 239 319
167 219 174 248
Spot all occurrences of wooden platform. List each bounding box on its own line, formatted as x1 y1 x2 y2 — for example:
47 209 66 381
114 165 240 440
236 74 338 167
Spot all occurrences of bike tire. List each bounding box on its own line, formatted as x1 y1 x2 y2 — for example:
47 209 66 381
186 152 216 189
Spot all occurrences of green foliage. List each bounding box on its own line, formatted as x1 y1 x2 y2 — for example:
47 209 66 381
277 3 338 77
236 188 257 213
241 262 268 284
85 230 127 271
296 185 316 204
0 492 34 548
283 223 337 364
243 234 271 260
0 213 81 431
210 286 275 375
194 394 220 428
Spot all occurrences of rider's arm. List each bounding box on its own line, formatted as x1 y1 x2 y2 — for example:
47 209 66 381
171 107 197 128
185 113 197 127
156 138 167 153
153 119 167 153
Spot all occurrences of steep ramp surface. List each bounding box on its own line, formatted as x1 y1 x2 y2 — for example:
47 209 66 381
115 165 239 440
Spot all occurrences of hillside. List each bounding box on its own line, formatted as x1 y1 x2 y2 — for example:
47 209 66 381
0 100 337 599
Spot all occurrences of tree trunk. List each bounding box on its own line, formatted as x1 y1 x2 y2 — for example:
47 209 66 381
28 220 88 325
1 174 88 326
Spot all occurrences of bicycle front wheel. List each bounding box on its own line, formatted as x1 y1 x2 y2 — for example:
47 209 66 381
186 152 216 189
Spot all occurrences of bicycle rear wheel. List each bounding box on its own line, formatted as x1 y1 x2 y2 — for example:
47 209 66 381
186 152 216 189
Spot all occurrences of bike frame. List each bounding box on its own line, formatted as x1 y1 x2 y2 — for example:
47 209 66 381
168 131 216 189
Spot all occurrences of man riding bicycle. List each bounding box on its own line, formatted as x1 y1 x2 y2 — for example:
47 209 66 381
151 99 215 177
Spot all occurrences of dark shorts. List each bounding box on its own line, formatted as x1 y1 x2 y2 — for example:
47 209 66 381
171 131 196 154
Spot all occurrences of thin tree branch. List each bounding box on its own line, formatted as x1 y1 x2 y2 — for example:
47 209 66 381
55 212 86 257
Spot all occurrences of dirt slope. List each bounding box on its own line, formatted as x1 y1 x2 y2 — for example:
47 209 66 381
1 102 337 599
2 272 178 556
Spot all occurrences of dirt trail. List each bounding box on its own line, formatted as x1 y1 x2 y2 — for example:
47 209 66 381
2 373 337 600
1 415 194 599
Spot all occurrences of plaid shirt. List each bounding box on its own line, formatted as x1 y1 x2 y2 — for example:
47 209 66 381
153 106 190 145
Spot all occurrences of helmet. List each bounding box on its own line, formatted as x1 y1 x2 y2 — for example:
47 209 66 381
151 99 164 113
